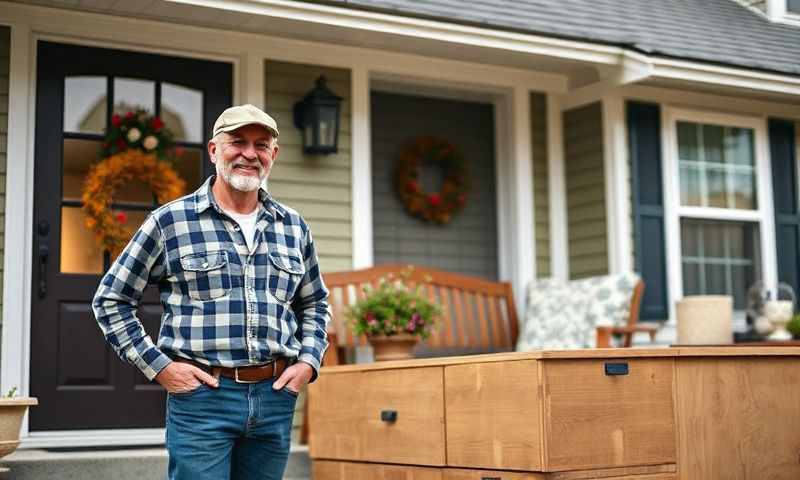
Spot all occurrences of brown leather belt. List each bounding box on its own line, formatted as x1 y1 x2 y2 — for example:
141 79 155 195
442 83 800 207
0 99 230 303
176 357 291 383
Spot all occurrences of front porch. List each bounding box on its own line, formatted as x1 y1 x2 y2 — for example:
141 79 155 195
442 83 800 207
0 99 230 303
0 0 799 456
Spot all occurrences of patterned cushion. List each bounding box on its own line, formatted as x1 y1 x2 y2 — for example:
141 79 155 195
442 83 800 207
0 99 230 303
572 272 641 328
516 272 641 350
515 278 592 350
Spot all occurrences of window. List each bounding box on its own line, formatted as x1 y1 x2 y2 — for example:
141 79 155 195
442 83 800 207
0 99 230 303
788 0 800 14
665 110 776 328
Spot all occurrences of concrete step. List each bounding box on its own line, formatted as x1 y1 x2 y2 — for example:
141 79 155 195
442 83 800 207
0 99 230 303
1 443 310 479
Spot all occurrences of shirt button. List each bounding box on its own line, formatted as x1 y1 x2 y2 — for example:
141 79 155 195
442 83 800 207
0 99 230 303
234 225 241 231
201 262 209 268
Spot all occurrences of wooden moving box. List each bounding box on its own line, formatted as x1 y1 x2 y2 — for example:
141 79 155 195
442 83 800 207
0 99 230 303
309 347 800 480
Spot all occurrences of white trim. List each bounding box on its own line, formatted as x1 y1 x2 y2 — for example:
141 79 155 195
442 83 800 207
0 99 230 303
602 96 632 274
1 23 34 435
765 0 800 25
547 93 569 280
494 95 513 285
22 429 166 449
351 66 372 269
511 86 535 313
169 0 623 66
243 51 265 108
662 107 778 326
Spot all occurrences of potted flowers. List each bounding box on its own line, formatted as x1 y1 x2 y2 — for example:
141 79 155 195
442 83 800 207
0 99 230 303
348 267 442 361
0 388 37 460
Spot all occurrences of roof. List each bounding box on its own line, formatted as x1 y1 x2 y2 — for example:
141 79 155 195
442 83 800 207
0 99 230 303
304 0 800 77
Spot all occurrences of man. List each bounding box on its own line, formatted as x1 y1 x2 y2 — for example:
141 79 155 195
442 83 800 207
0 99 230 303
93 104 330 480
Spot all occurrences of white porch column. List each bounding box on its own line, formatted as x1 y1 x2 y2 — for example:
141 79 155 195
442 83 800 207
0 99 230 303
2 23 33 436
510 86 535 314
602 95 632 274
351 66 373 269
243 51 264 108
547 93 568 280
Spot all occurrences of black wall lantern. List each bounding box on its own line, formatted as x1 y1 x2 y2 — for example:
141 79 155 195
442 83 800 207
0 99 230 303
293 75 342 155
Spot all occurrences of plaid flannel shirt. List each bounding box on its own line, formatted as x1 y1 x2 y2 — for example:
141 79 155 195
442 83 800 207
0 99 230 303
92 176 330 381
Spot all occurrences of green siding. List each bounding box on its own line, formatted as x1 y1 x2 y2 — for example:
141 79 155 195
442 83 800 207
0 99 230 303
531 92 550 277
564 102 608 279
264 61 352 274
0 27 9 347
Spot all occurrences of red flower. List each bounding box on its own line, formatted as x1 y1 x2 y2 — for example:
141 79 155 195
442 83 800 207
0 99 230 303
428 193 442 207
125 111 135 119
115 211 128 224
174 146 185 157
151 117 164 131
111 114 121 127
457 194 466 205
116 138 126 150
405 180 419 193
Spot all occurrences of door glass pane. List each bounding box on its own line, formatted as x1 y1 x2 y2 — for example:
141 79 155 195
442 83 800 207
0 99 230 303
63 138 103 202
113 78 155 116
60 207 148 274
161 83 203 143
64 76 107 134
680 218 760 310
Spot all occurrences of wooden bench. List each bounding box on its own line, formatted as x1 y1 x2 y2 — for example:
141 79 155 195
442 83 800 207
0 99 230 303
321 264 520 367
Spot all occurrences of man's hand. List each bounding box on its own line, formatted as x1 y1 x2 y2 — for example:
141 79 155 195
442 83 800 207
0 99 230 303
272 361 313 394
156 361 219 394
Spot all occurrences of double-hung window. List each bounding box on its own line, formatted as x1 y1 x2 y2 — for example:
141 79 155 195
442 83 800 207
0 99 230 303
663 109 777 328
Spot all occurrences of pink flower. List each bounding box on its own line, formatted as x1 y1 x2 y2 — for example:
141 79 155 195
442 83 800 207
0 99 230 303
406 319 416 333
412 312 422 326
366 312 378 326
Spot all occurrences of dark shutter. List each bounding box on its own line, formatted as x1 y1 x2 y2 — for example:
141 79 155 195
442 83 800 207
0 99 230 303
769 119 800 295
628 102 668 321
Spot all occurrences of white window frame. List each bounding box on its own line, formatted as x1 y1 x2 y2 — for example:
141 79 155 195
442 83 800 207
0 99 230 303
766 0 800 26
662 107 777 325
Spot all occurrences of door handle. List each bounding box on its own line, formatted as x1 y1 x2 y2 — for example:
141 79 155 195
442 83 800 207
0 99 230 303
605 362 629 376
38 244 49 298
380 410 397 423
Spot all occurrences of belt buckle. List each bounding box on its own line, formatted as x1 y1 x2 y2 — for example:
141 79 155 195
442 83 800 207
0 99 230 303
234 360 276 384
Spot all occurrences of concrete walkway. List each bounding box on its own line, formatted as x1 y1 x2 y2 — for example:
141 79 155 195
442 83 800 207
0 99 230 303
1 444 310 479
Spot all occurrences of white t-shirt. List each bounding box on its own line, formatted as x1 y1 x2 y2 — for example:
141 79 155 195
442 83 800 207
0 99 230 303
222 206 259 251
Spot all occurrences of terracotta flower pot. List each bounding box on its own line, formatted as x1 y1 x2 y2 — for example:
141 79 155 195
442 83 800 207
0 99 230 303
368 334 419 361
0 398 37 459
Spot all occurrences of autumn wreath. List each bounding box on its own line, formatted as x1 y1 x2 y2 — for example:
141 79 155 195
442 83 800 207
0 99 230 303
394 136 469 225
82 110 186 257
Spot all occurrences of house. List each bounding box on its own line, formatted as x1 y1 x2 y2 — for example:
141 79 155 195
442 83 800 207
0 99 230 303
1 0 799 460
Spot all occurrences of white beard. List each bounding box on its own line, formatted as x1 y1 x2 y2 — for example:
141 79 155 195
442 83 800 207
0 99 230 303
215 157 266 192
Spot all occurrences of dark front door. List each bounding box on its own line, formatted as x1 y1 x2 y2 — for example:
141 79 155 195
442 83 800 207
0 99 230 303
30 41 231 431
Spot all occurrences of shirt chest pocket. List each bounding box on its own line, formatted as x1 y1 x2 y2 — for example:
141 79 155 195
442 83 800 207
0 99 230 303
267 251 306 304
180 251 231 301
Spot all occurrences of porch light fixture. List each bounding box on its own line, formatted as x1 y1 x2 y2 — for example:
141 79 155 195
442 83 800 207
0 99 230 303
293 75 342 155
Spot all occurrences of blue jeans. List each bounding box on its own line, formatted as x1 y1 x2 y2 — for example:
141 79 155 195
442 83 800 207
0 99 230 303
165 376 298 480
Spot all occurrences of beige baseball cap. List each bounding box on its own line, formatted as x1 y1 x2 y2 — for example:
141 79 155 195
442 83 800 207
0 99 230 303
212 104 279 138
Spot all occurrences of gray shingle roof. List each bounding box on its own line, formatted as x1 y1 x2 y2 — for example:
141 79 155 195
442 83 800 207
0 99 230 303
307 0 800 77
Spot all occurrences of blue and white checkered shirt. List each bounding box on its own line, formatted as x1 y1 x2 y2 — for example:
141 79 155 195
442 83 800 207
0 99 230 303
93 176 330 381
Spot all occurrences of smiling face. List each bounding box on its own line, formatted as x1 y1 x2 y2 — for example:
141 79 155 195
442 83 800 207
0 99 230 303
208 124 279 192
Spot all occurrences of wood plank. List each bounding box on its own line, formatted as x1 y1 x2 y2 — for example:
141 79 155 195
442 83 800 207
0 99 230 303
445 360 543 471
444 468 546 479
675 357 800 480
318 347 800 375
313 460 443 480
542 358 676 471
547 464 676 479
359 367 446 466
